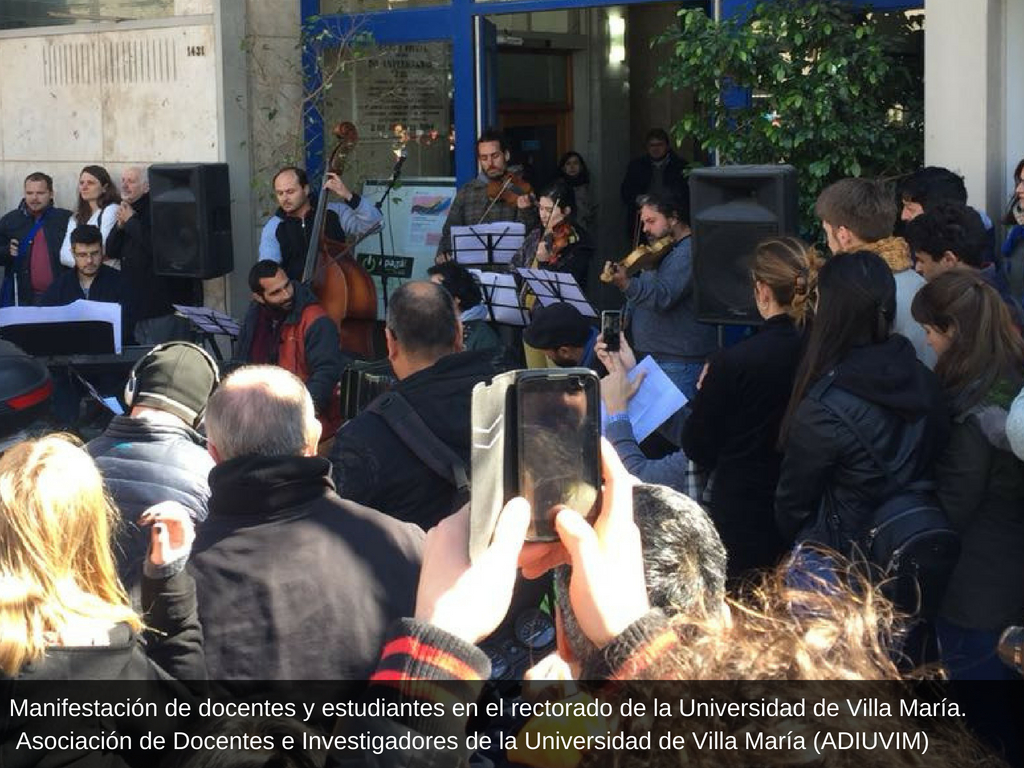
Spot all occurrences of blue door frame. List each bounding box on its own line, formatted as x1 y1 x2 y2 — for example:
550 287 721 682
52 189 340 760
300 0 921 185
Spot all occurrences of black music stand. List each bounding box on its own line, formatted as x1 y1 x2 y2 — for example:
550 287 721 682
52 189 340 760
514 268 597 318
470 270 529 326
451 222 525 269
173 305 240 362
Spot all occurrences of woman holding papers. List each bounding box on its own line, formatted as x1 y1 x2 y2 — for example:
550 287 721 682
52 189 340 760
600 237 818 582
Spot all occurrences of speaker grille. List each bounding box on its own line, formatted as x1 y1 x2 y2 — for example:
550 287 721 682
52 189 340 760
690 165 798 325
150 163 233 279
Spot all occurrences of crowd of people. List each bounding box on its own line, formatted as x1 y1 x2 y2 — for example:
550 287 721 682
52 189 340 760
0 132 1023 768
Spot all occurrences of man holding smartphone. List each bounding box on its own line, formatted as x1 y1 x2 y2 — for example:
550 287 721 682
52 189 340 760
603 191 716 399
522 301 599 369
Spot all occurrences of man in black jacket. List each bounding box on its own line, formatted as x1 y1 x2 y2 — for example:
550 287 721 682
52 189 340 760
87 341 218 606
106 165 186 344
330 280 503 529
619 128 689 240
192 364 424 681
0 171 72 306
40 225 130 426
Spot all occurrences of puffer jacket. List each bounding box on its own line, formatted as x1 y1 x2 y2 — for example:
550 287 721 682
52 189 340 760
775 335 950 551
87 414 213 601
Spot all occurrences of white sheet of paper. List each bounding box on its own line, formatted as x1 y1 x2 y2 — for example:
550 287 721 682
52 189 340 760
626 356 688 443
0 299 122 354
469 269 529 326
515 267 598 318
451 222 525 265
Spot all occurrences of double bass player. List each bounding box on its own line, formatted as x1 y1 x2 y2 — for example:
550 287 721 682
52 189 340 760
259 166 382 280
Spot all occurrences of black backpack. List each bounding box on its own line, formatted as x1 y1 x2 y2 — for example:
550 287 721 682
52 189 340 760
808 375 960 618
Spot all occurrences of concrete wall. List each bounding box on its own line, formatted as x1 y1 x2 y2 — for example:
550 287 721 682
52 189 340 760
0 2 242 313
0 22 219 213
924 0 1019 224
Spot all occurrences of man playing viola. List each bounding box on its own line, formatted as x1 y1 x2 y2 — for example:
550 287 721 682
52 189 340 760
603 191 716 400
435 129 540 263
259 166 382 281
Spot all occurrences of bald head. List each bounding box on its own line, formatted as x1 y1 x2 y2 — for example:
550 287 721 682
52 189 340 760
121 166 149 203
205 365 320 462
385 280 461 377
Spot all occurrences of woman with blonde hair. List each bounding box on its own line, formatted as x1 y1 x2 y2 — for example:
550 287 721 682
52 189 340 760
600 236 819 581
0 435 201 682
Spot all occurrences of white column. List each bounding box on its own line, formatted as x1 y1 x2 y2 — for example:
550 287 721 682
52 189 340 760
924 0 1008 219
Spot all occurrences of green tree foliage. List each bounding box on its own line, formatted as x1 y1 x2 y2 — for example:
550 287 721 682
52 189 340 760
655 0 923 236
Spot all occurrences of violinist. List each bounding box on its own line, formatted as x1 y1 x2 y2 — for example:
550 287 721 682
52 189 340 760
603 191 717 399
259 166 382 281
435 129 539 262
511 179 594 291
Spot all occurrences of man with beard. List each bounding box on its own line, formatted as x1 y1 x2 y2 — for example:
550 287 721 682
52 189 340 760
259 167 382 280
435 129 540 262
236 260 345 436
0 171 72 306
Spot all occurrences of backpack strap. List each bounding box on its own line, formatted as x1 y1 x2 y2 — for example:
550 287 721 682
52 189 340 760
366 391 469 493
808 371 933 494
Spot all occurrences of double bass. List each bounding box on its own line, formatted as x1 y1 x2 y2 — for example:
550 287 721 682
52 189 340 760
301 122 378 359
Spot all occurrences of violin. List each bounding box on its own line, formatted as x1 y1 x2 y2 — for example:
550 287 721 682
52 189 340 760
599 235 676 283
485 173 533 208
542 220 574 264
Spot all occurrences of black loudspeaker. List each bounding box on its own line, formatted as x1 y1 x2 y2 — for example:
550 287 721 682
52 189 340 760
690 165 798 325
150 163 233 279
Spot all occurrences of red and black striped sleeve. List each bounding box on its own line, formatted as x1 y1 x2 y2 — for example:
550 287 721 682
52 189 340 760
368 618 490 737
581 610 681 681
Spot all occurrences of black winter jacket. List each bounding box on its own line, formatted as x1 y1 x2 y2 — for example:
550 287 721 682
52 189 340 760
0 200 72 304
935 385 1024 630
87 414 214 601
104 193 175 324
682 314 804 576
330 350 502 529
1 568 205 768
619 151 689 232
190 454 424 682
775 335 949 551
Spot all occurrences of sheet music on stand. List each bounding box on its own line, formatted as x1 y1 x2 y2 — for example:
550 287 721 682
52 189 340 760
469 269 529 326
514 268 597 318
0 300 122 354
452 222 525 268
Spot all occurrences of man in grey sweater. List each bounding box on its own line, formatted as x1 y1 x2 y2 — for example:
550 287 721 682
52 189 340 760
604 190 717 399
